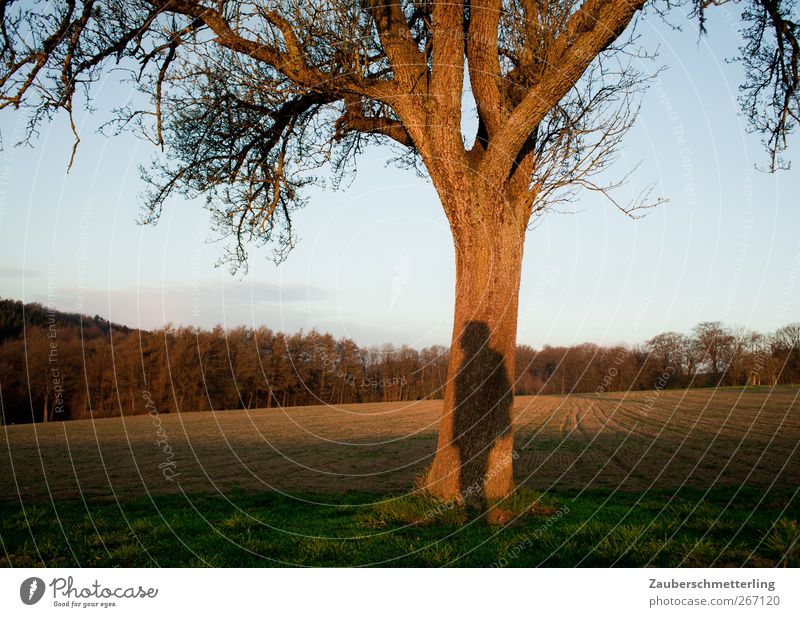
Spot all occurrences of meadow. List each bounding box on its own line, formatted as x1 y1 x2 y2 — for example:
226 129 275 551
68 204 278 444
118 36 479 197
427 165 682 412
1 387 799 566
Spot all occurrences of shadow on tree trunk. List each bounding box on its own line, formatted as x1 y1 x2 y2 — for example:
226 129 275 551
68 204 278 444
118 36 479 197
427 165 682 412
453 321 513 506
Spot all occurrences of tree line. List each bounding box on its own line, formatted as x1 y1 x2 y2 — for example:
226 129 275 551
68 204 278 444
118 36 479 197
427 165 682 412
0 299 797 424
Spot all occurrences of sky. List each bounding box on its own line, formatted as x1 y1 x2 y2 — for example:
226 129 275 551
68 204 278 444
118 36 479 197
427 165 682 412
0 7 798 349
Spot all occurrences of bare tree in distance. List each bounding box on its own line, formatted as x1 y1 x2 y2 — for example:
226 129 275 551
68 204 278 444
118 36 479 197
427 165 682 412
646 331 689 376
1 1 798 507
692 321 736 386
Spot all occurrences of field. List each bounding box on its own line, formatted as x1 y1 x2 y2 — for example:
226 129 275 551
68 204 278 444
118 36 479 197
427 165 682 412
2 388 799 566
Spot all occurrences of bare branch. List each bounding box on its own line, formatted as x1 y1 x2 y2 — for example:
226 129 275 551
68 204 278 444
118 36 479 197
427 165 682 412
481 0 646 184
1 0 797 267
738 0 800 171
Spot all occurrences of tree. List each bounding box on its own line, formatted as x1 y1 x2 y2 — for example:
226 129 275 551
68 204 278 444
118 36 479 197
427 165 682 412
773 322 800 383
646 331 687 385
733 329 770 385
692 321 735 386
1 1 798 505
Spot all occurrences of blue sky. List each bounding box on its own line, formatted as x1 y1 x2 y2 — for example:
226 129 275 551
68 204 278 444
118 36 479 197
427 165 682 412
0 7 798 348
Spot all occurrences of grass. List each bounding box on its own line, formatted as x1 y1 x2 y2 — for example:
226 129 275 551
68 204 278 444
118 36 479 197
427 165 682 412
1 486 798 567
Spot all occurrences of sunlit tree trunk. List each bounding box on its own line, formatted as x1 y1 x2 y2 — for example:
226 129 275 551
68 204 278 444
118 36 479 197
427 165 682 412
43 379 49 424
426 189 526 504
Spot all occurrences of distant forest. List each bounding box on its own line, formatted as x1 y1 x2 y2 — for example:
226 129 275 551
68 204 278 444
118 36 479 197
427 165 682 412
0 298 798 424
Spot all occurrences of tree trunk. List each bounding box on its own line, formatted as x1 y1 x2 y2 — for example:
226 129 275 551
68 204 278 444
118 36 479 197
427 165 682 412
43 377 49 424
425 214 525 505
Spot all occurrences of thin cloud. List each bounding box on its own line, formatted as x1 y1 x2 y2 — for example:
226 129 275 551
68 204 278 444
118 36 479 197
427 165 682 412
38 280 337 331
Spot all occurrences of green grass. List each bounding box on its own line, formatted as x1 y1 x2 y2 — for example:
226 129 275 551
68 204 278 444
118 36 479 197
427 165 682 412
2 486 798 567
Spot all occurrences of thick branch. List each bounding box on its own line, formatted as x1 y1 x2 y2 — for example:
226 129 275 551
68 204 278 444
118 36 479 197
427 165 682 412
363 0 426 89
467 0 504 142
429 2 466 121
334 98 414 147
481 0 645 183
424 0 468 187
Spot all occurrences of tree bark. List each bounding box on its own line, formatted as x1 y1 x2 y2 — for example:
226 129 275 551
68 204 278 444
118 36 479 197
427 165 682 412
425 209 525 505
43 384 49 424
